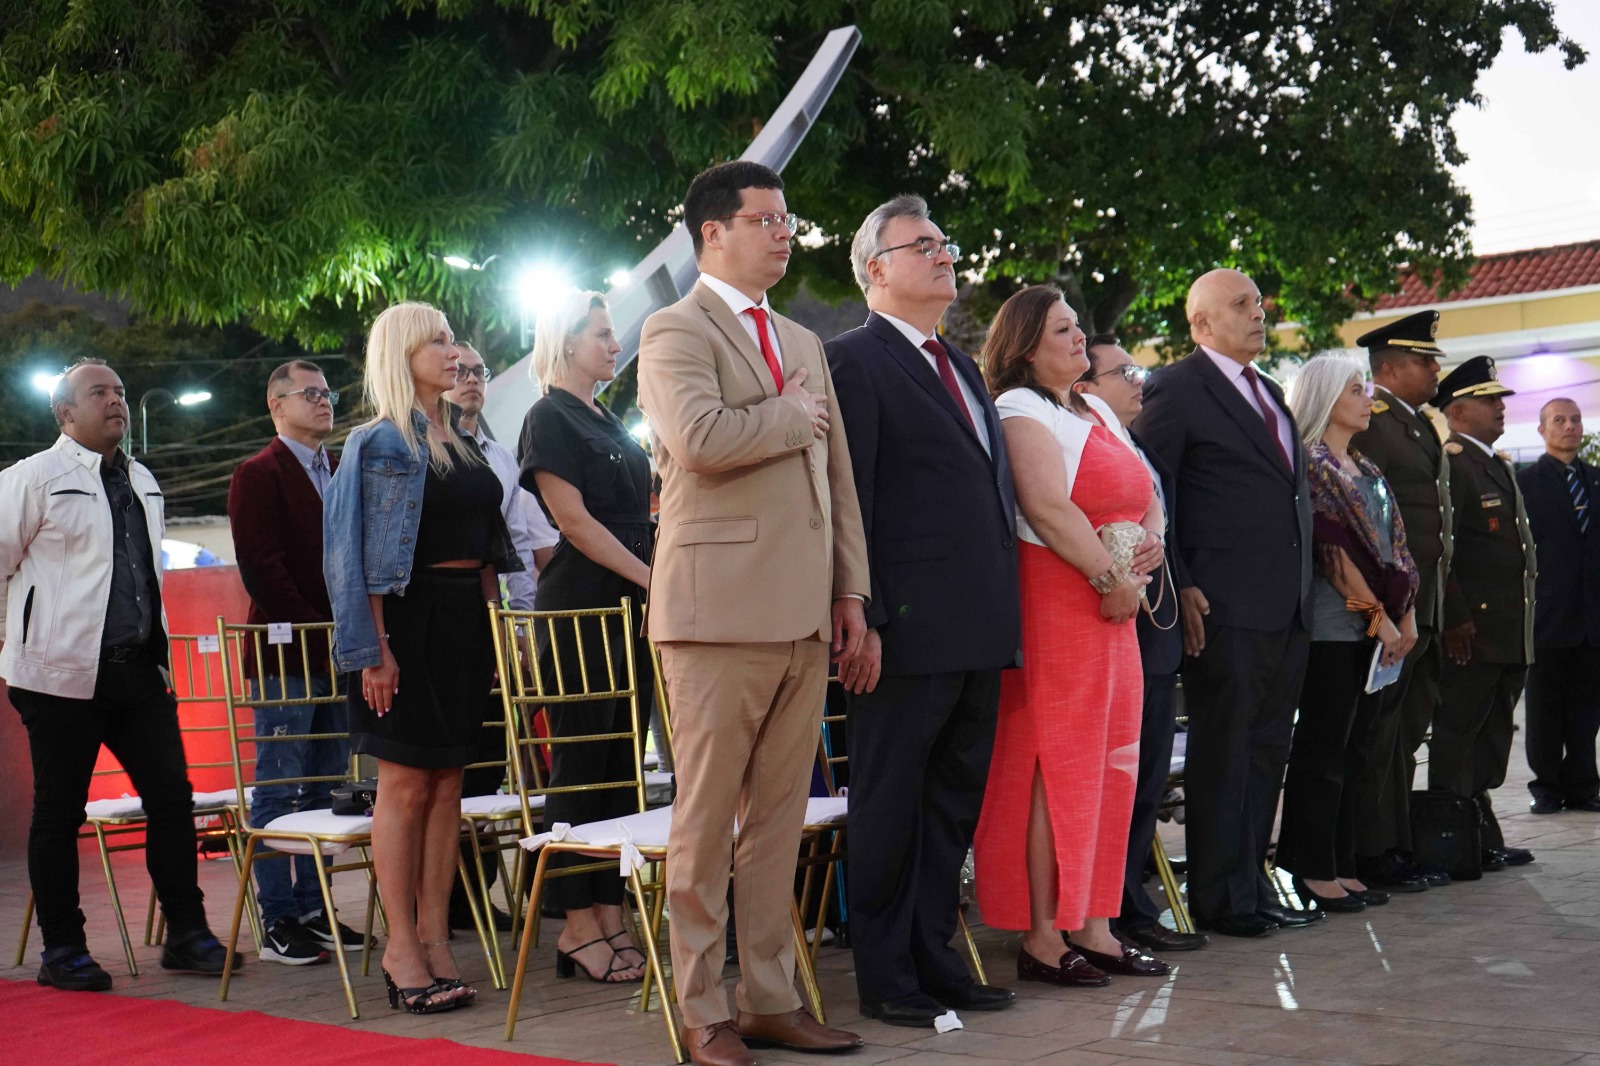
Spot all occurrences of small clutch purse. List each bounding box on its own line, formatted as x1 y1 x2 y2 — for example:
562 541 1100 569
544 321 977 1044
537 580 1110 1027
1096 521 1175 629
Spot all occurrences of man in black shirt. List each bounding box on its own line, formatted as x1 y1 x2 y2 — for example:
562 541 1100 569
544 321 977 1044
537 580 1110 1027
0 358 237 991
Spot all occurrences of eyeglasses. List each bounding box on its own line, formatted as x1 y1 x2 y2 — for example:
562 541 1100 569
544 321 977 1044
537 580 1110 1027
715 211 798 234
279 387 340 406
873 237 961 262
1085 364 1148 385
455 364 492 383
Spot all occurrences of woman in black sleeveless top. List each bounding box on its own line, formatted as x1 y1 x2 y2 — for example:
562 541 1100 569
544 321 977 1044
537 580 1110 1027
518 291 654 984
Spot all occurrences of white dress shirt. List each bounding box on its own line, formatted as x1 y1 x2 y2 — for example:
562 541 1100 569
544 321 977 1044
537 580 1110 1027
1457 432 1497 459
699 272 783 373
875 312 990 454
1201 346 1297 463
471 424 546 609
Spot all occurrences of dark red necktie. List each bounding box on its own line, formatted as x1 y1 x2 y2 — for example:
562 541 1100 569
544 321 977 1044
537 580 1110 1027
742 307 785 392
1243 365 1293 471
923 337 975 431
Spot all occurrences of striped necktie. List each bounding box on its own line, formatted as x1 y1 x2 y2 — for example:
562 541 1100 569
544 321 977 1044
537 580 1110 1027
1568 463 1591 534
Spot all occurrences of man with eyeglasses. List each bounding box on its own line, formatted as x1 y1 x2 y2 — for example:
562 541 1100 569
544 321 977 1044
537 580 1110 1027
823 194 1020 1027
1074 337 1209 954
227 359 370 964
2 357 238 990
442 342 557 933
638 160 869 1066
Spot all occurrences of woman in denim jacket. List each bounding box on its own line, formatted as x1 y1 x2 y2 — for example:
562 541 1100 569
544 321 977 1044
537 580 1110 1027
324 302 520 1014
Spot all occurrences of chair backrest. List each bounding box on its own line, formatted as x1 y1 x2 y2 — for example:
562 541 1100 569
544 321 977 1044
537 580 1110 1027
217 620 355 803
489 599 647 833
817 679 847 798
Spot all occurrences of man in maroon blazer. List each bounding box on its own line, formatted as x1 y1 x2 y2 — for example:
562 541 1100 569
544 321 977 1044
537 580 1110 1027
227 360 364 965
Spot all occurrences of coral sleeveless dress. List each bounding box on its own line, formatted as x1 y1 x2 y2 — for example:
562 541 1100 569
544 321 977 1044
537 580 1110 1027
974 390 1151 930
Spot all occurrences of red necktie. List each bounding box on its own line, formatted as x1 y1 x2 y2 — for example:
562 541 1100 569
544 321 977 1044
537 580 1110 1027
1242 365 1293 472
923 337 975 431
742 307 785 392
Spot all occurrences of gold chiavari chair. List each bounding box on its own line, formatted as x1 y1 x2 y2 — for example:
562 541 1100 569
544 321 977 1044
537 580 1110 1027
1153 730 1195 934
455 704 523 990
215 620 378 1019
13 633 245 976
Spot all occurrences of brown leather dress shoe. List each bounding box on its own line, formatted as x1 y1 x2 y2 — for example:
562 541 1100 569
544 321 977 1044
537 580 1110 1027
682 1021 757 1066
738 1008 864 1053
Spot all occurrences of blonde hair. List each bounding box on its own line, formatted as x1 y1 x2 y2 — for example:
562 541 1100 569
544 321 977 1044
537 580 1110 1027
363 301 477 469
1288 352 1367 448
530 290 608 395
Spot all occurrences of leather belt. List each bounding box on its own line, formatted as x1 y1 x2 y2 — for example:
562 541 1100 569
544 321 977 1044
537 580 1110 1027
100 644 149 664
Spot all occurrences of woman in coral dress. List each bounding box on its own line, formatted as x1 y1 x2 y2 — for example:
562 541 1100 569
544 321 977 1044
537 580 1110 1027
975 286 1170 985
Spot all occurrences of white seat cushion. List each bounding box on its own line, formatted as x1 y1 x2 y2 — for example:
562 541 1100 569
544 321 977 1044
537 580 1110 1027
521 805 674 874
803 796 848 827
85 795 144 820
192 787 249 811
644 770 674 807
460 793 537 819
1170 733 1187 777
256 809 373 855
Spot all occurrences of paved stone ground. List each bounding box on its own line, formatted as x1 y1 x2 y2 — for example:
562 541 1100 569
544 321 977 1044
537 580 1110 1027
8 702 1600 1066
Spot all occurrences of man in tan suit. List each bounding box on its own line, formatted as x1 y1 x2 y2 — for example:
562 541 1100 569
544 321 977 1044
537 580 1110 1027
638 161 871 1066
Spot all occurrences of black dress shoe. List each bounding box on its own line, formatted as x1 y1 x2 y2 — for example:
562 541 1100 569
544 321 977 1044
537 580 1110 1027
1071 941 1171 976
1290 878 1365 913
449 904 513 932
1479 849 1506 871
859 992 946 1028
1194 913 1275 938
1120 924 1209 953
926 981 1016 1011
161 929 245 974
1530 796 1565 815
1566 797 1600 812
1016 947 1111 987
1348 887 1390 906
1257 904 1324 928
1355 853 1428 893
1497 845 1535 866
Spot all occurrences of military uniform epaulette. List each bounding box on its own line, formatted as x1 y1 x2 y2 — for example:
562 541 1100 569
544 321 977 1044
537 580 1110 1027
1445 442 1463 455
1370 400 1389 414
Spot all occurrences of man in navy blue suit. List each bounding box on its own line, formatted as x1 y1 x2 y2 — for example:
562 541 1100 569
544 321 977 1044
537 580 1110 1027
827 195 1021 1027
1517 397 1600 814
1132 269 1316 939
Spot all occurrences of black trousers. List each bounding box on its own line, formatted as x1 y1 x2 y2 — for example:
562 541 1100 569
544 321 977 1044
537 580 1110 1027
1525 643 1600 806
1432 657 1527 851
1352 626 1438 858
1118 672 1179 929
846 669 1000 1003
10 657 207 951
452 693 508 913
1182 622 1308 922
1277 641 1401 881
539 613 654 912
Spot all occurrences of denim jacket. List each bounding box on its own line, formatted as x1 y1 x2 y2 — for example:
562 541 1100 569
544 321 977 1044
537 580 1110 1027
324 410 521 672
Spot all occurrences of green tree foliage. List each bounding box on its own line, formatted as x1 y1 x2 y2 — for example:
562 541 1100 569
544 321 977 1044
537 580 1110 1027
0 1 1585 358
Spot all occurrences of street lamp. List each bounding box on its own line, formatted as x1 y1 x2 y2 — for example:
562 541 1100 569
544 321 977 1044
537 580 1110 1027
31 371 63 397
139 388 211 454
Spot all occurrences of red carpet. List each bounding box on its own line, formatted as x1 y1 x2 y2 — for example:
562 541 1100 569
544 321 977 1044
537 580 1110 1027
5 978 610 1066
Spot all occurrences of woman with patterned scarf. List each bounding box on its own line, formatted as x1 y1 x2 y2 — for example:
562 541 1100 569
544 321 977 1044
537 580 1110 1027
1278 354 1420 915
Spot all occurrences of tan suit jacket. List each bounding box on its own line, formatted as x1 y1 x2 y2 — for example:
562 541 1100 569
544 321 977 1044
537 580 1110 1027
638 281 869 642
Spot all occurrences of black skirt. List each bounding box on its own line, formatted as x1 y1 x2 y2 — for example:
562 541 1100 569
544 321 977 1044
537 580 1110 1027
349 567 494 770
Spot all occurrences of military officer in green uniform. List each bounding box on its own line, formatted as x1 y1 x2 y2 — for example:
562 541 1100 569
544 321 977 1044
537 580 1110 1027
1348 310 1454 891
1433 355 1537 870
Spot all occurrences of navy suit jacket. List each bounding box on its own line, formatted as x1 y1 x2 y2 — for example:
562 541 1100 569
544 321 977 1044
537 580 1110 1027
826 314 1021 676
1131 348 1312 632
1517 454 1600 649
1130 430 1184 676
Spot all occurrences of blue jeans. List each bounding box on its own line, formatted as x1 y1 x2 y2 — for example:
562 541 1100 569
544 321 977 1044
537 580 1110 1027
248 674 347 925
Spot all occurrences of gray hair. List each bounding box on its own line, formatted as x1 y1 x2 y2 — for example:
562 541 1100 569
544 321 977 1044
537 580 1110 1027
50 357 109 427
1287 352 1367 448
849 194 931 295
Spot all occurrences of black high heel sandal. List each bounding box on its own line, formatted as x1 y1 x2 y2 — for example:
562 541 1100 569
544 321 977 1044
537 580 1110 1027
1291 877 1366 913
555 937 644 983
605 931 648 973
420 939 476 1006
383 968 459 1014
